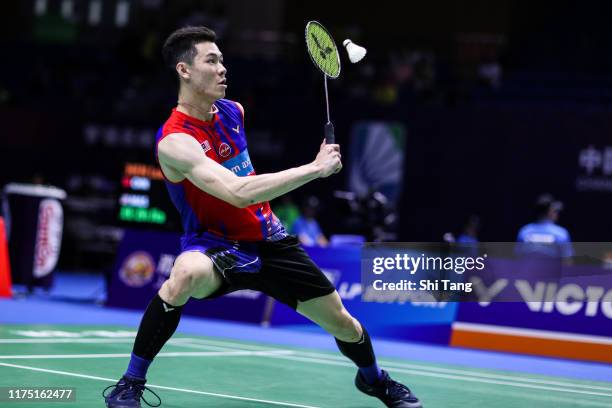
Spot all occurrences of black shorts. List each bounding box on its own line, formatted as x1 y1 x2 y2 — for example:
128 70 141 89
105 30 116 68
182 233 336 309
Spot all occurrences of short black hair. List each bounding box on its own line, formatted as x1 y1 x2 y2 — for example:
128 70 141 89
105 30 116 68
162 26 217 69
534 193 563 218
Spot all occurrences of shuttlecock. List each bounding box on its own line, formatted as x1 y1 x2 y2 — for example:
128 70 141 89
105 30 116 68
343 39 367 63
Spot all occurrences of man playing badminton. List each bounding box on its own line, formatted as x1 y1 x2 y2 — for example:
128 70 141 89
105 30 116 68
104 26 422 408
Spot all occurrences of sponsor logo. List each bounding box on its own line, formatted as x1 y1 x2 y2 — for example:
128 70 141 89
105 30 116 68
576 145 612 192
232 125 240 134
338 282 362 300
579 145 610 175
34 199 63 279
219 142 231 157
119 251 156 288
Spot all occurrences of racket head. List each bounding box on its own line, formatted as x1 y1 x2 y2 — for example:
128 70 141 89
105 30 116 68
305 21 341 79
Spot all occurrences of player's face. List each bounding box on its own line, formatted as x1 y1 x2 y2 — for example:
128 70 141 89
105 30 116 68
186 42 227 100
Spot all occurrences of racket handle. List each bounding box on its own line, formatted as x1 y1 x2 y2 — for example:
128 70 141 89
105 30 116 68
324 122 335 144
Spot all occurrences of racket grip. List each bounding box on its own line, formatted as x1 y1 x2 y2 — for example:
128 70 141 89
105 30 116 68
324 122 335 144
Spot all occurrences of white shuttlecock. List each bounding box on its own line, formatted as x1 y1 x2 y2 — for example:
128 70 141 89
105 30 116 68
343 39 367 63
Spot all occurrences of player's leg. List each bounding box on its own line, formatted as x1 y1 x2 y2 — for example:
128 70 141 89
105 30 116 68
296 291 378 380
159 250 224 304
127 251 223 375
297 292 422 408
257 236 422 407
259 236 379 379
104 251 224 408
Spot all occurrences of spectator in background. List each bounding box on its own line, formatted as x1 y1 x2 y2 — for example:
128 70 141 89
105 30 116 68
292 196 328 247
443 214 480 244
517 194 573 259
457 214 480 244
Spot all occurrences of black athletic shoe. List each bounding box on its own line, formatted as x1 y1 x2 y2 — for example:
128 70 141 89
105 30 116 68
103 375 161 408
355 369 422 408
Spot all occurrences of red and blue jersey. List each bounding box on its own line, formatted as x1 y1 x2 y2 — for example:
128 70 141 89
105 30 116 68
156 99 286 242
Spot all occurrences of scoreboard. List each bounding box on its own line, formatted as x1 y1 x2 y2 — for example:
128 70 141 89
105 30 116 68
118 162 179 229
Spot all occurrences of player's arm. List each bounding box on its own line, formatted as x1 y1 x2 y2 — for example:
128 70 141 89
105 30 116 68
158 134 341 208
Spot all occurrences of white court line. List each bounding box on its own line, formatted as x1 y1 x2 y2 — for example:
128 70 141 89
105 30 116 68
259 353 612 399
3 336 611 397
176 338 612 391
0 337 262 353
0 350 294 359
0 337 243 352
0 337 208 344
177 339 612 397
173 337 273 349
275 349 612 393
0 362 321 408
0 338 140 343
169 339 246 352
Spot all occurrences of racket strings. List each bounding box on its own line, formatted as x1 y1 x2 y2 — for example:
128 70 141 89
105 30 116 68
305 20 339 142
306 22 340 79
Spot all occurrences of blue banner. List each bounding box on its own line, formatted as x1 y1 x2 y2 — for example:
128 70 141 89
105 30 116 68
107 229 268 323
270 246 457 344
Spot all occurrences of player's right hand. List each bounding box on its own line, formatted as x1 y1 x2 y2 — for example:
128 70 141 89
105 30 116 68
313 139 342 178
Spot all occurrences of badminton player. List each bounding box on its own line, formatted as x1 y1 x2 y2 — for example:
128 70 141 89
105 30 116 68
104 26 421 408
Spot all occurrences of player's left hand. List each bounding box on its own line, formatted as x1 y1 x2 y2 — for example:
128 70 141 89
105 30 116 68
314 139 342 177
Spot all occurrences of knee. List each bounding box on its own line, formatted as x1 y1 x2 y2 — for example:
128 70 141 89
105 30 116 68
166 265 211 300
330 312 362 342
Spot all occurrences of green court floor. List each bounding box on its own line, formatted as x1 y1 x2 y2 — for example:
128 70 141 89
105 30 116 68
0 325 610 407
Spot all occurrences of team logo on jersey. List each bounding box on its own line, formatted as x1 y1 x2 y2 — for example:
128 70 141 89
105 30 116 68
201 140 211 153
219 143 232 157
232 125 240 134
